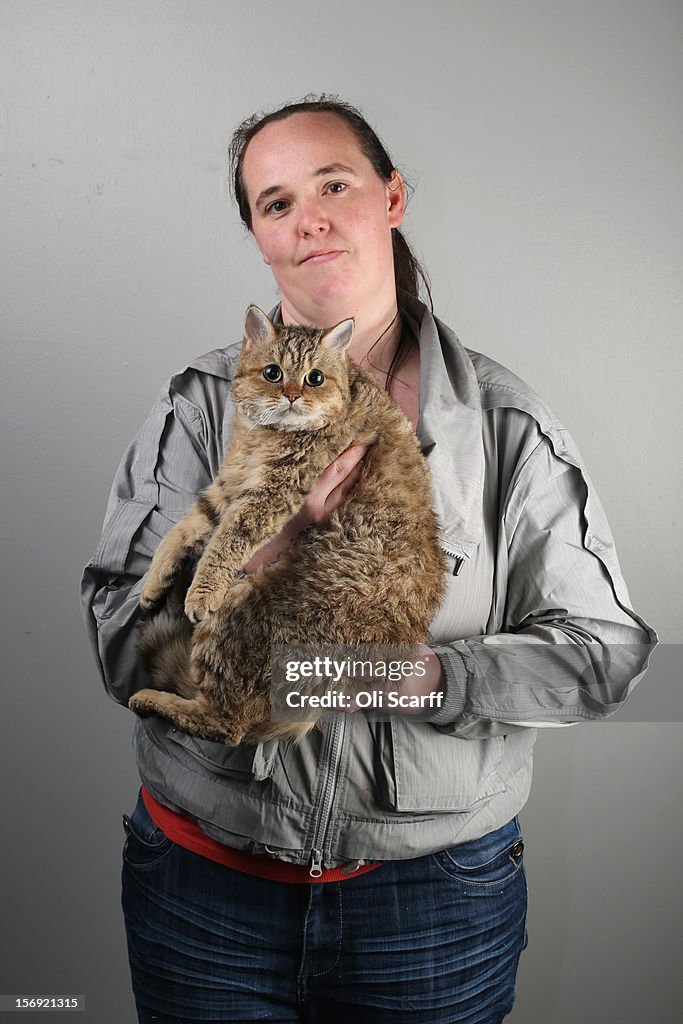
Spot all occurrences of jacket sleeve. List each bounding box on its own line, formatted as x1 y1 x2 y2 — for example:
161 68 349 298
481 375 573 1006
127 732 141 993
425 435 657 737
79 379 214 707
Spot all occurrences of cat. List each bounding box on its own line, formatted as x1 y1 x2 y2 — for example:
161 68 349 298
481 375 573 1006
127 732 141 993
128 305 447 745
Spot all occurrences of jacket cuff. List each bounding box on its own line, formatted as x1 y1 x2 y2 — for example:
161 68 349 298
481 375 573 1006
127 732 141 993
422 645 468 725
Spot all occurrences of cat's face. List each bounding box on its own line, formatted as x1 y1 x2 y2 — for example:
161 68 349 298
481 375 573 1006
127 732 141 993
232 307 353 431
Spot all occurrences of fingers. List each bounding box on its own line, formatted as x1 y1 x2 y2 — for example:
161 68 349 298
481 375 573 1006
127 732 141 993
323 459 364 516
307 444 367 501
301 443 373 527
319 443 370 513
322 443 371 485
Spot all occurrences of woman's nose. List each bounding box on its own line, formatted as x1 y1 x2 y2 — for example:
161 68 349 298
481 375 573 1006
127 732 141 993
297 198 330 236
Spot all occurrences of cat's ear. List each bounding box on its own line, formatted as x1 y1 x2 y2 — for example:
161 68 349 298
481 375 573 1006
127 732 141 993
244 305 276 348
320 318 354 353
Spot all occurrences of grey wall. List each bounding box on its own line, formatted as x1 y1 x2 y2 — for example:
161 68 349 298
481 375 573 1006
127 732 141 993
1 1 681 1020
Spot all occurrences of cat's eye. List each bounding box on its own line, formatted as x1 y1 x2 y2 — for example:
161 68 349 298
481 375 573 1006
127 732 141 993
304 369 325 387
263 364 283 383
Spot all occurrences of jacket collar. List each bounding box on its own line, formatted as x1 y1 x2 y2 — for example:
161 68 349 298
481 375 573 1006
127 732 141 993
399 294 484 559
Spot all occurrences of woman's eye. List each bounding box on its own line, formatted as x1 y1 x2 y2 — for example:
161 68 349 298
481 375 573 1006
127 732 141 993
304 369 325 387
266 184 345 215
263 364 283 382
266 200 288 215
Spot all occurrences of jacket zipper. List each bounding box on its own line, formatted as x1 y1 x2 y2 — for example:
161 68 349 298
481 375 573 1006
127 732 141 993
309 715 347 877
309 546 464 876
442 545 467 576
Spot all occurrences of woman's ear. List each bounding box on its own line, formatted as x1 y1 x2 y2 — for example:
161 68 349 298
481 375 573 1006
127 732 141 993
387 170 406 229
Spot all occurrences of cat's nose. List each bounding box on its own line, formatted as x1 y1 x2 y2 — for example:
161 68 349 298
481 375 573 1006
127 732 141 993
284 392 301 404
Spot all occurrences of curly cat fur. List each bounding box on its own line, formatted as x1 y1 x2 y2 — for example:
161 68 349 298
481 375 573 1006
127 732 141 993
129 306 447 744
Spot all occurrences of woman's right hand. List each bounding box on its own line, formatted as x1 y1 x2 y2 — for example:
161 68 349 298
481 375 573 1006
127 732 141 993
242 443 371 573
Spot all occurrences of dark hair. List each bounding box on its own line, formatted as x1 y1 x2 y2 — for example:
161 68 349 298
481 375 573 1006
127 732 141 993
227 94 432 390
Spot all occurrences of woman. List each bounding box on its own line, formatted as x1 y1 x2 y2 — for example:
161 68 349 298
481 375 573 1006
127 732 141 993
80 96 655 1023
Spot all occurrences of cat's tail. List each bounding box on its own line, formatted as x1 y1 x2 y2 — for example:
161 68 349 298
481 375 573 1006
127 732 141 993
137 573 198 700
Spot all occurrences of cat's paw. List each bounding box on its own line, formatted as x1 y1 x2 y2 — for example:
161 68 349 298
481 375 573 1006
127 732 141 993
139 577 168 610
184 580 227 622
129 689 164 715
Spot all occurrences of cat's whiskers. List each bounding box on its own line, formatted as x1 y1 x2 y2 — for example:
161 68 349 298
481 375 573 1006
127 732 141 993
238 400 279 431
242 407 262 430
251 404 282 431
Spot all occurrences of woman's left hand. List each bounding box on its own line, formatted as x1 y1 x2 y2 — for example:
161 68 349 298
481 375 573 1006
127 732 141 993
344 644 445 716
242 444 370 574
396 645 445 715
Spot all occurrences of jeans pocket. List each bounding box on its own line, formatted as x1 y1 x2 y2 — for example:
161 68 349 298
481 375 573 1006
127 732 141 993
431 816 525 893
122 790 175 870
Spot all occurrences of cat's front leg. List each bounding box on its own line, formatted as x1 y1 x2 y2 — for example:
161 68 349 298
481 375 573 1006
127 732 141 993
184 486 307 621
140 524 189 610
140 499 217 609
184 564 244 622
184 441 357 621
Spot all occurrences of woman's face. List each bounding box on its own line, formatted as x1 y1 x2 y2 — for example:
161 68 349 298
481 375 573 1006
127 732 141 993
241 112 405 323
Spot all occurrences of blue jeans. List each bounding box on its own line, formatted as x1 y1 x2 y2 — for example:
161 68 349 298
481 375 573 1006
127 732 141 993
121 790 528 1023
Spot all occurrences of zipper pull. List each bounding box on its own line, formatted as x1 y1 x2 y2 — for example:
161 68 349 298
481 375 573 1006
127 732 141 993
309 849 323 878
452 556 465 576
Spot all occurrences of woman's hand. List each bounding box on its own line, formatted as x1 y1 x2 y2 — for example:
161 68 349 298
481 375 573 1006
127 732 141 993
393 645 446 714
343 644 446 717
243 443 370 573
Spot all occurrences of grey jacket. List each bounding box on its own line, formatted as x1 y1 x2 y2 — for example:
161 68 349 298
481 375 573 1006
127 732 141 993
80 295 656 871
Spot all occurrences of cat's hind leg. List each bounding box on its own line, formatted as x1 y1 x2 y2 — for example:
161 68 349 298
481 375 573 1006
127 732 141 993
128 689 246 745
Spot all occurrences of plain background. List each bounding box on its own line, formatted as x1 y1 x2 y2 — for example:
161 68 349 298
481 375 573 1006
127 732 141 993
1 0 681 1020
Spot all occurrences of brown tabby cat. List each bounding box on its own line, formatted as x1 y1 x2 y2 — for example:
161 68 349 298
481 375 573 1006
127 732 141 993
129 305 446 744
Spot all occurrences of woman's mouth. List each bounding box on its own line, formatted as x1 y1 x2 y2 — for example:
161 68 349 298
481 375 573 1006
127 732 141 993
301 250 344 265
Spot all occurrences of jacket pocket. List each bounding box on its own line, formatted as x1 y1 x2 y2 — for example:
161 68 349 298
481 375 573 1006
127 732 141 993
148 717 278 782
92 499 156 574
387 718 506 812
91 502 189 622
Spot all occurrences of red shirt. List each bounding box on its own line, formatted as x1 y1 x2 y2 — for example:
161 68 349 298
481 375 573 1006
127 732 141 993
141 786 381 884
